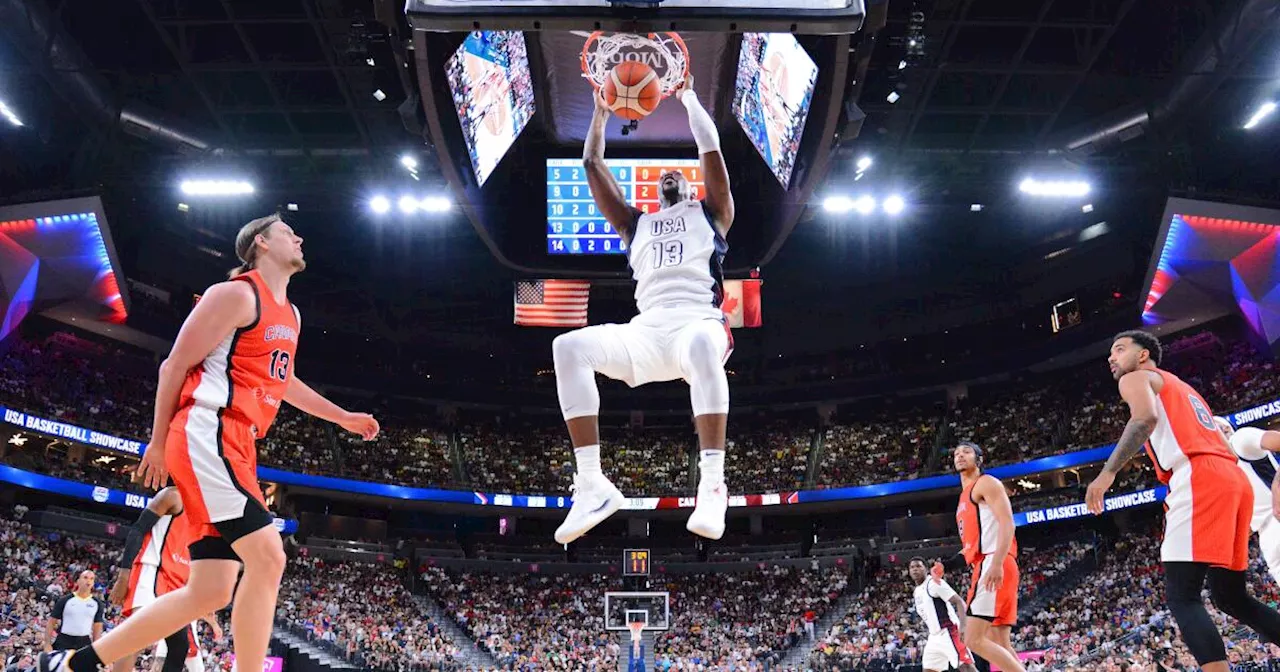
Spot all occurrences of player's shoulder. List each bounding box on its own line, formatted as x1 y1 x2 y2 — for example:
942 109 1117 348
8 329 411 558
203 278 258 304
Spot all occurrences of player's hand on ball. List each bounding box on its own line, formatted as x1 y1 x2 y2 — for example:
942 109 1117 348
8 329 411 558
1085 471 1115 515
340 411 380 441
136 441 168 491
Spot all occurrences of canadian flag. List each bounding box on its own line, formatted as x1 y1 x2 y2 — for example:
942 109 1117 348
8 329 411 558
721 279 762 328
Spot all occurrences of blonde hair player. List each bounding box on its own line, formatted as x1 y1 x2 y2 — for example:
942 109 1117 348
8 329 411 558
553 73 735 543
40 214 380 672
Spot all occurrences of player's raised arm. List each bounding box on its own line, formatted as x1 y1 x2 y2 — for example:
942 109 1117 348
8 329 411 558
583 89 642 245
675 74 734 234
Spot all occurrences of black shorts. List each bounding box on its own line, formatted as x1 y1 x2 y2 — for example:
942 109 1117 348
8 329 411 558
52 634 92 651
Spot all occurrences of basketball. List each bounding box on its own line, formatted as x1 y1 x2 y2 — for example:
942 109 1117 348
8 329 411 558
602 61 662 121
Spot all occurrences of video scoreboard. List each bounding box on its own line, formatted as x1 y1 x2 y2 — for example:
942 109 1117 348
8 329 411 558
546 158 705 256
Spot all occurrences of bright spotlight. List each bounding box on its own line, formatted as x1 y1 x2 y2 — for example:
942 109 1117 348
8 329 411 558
854 196 876 215
823 196 855 214
366 57 376 67
1019 178 1090 198
1081 203 1094 213
883 195 905 215
0 100 22 127
856 156 873 171
400 155 419 171
373 89 387 102
179 180 254 196
286 203 299 212
970 204 984 212
1243 101 1277 130
886 91 901 104
898 60 907 70
398 195 419 214
420 196 452 213
370 195 391 214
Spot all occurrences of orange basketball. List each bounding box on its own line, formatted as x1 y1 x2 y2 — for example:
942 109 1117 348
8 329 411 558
601 61 662 121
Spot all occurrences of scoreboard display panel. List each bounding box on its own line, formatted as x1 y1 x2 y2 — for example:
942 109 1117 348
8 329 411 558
546 158 704 255
623 548 651 576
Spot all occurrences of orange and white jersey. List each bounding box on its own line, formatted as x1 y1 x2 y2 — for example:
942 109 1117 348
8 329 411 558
957 475 1018 565
175 270 299 439
124 512 194 616
1144 369 1236 482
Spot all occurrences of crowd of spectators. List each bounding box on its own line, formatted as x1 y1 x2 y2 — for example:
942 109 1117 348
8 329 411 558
277 556 464 671
420 567 619 670
3 325 1280 497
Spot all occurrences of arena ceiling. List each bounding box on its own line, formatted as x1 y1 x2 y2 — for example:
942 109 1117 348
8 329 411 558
0 0 1275 351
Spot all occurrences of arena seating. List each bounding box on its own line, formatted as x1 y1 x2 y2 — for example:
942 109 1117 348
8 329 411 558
1 326 1279 497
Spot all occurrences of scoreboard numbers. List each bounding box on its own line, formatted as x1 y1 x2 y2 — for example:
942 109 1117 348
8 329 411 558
546 158 704 256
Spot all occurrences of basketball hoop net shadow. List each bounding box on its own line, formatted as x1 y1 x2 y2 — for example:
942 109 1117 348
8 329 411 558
581 31 690 135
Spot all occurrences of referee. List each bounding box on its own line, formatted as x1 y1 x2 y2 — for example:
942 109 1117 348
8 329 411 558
43 570 104 652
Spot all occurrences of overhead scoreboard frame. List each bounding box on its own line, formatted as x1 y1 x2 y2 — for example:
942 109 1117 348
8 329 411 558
624 548 651 576
405 0 866 34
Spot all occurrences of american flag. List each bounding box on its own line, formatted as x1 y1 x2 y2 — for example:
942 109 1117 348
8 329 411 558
514 279 590 327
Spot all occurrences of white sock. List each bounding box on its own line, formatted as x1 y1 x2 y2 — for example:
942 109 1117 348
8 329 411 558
575 444 602 476
699 449 725 483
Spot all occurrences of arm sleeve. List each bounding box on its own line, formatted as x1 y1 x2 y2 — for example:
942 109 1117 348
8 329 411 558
1233 427 1268 461
679 90 720 155
51 594 69 619
118 509 161 569
93 600 105 623
929 580 958 601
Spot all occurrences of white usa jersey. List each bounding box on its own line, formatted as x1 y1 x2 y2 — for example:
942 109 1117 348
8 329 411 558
1231 427 1279 533
628 200 726 314
913 578 960 636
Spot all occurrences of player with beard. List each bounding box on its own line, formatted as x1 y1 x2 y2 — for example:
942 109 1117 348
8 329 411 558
41 214 380 672
553 73 735 542
908 558 977 672
1087 330 1280 672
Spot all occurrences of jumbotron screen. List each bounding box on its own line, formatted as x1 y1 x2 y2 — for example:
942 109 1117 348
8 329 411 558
732 32 818 189
546 158 704 255
445 31 535 187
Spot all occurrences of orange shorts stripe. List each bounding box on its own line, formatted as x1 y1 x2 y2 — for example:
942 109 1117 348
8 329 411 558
166 405 264 541
967 555 1019 627
1162 457 1251 570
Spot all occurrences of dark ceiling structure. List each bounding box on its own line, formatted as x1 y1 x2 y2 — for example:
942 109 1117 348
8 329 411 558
0 0 1274 364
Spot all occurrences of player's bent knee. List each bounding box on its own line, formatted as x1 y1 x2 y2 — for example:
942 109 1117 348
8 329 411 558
552 331 597 368
233 528 288 579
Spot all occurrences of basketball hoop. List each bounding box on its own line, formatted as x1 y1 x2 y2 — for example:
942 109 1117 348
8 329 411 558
581 31 690 100
627 620 645 655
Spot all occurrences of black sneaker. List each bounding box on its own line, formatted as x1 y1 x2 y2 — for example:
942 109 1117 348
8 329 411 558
37 650 72 672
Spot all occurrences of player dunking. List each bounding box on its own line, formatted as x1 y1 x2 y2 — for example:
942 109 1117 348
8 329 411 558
953 442 1024 672
1214 417 1280 584
41 214 380 672
907 558 976 672
1087 330 1280 672
553 73 735 543
108 487 220 672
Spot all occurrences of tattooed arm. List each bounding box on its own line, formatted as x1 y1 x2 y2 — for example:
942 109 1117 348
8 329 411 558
1086 371 1159 514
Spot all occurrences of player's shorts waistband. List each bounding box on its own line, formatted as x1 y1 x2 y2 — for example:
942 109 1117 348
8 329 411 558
636 303 724 320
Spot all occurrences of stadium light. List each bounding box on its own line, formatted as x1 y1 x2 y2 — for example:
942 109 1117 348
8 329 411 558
898 60 907 70
854 196 877 215
373 89 387 102
369 195 391 214
420 196 452 213
1082 203 1094 213
400 155 418 171
971 204 984 212
180 180 254 197
856 156 873 171
1019 178 1090 198
822 196 855 214
886 91 901 104
1243 101 1276 130
883 195 905 215
397 195 419 214
0 100 22 127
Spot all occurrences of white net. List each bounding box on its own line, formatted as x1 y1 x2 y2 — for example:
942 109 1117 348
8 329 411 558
582 32 688 97
628 621 645 655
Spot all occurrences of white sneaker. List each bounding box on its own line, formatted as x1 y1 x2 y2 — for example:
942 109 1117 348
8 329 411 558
686 479 728 540
554 473 625 544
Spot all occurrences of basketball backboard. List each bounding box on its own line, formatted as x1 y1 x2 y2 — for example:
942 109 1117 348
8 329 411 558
405 0 865 34
604 591 671 631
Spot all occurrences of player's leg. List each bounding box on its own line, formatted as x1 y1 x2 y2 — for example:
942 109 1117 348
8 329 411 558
990 626 1017 660
226 524 287 672
43 560 238 672
112 652 139 672
1204 465 1280 647
961 617 1023 672
1163 561 1228 671
991 556 1021 659
673 318 731 539
552 323 654 543
1260 518 1280 585
156 626 191 672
